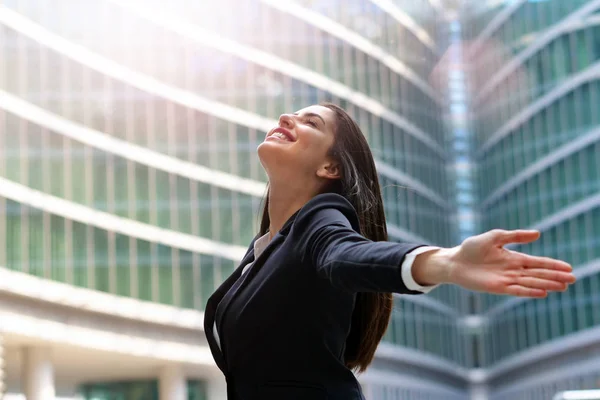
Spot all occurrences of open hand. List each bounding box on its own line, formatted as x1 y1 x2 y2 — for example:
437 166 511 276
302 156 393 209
446 229 576 298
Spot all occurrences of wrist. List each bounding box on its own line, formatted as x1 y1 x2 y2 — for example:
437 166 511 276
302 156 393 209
440 246 460 285
412 246 458 286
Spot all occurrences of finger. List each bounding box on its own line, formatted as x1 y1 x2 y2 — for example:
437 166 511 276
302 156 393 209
515 276 568 292
521 268 576 284
505 285 547 298
495 229 540 246
521 254 572 272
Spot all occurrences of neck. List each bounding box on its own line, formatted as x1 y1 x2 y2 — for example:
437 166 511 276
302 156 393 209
267 183 316 239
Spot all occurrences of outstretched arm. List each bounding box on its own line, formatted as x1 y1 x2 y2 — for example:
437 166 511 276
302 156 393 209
296 193 575 297
412 229 576 297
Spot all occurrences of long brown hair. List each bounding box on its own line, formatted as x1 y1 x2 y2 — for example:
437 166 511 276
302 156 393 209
259 103 392 373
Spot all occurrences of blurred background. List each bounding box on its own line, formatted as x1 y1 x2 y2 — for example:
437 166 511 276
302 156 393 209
0 0 599 399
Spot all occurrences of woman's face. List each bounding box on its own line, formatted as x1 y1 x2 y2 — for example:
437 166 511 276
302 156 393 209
257 105 339 186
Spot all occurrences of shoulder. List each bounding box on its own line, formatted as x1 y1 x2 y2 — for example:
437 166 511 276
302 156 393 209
292 193 361 234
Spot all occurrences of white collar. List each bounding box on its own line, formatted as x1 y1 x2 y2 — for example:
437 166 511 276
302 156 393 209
253 232 271 259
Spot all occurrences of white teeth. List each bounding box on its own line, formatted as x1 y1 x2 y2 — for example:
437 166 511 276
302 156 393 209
273 132 290 141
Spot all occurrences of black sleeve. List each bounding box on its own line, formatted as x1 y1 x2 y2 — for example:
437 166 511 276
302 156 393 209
292 193 429 294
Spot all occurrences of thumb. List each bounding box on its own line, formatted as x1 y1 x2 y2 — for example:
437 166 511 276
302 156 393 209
494 229 540 246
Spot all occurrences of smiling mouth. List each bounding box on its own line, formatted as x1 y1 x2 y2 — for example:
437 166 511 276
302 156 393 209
268 128 296 142
270 132 292 141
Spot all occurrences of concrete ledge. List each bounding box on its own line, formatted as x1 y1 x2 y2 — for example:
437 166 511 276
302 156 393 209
0 267 205 331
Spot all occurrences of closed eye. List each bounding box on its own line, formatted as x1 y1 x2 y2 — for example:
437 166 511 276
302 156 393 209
293 112 326 128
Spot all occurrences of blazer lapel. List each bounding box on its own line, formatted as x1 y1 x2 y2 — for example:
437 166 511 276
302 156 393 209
232 211 299 297
214 232 284 324
228 233 284 298
204 245 256 372
206 210 301 369
213 213 300 364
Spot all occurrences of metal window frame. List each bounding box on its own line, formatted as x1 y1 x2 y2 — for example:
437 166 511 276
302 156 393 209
0 176 247 261
478 61 600 156
366 0 437 52
1 90 267 197
474 0 600 104
358 368 465 398
106 0 444 154
0 7 450 206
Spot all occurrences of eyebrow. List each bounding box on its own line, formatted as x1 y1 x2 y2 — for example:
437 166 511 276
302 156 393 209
294 112 326 126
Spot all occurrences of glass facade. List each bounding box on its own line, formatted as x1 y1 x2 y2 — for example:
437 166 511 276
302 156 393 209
463 0 600 398
370 385 465 400
383 298 468 366
0 1 456 399
79 380 207 400
1 0 452 300
488 368 600 400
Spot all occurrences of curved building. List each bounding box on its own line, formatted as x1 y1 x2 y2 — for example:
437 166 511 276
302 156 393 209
464 0 600 398
0 0 460 399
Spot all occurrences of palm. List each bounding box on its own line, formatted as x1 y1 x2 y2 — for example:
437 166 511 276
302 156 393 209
449 229 575 298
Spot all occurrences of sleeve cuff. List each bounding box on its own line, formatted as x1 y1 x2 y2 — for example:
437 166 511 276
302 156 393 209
402 246 442 293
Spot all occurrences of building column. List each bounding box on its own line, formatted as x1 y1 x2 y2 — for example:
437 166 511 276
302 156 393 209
470 383 489 400
206 375 227 400
22 347 55 400
159 365 186 400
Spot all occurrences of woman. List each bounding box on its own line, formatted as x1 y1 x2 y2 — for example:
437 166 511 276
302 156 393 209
204 103 575 400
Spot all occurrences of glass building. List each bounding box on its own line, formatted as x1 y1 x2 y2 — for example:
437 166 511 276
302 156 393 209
0 0 458 399
0 0 598 399
463 0 600 399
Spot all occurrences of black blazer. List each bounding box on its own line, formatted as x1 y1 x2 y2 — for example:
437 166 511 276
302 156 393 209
204 193 426 400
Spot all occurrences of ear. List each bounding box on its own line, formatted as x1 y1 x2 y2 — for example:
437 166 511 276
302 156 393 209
316 160 341 180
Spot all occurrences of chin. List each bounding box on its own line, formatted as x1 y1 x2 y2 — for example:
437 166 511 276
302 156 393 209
257 141 291 175
257 140 284 158
257 141 279 169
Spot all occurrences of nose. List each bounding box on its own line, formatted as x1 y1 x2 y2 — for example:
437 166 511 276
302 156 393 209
278 113 295 129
